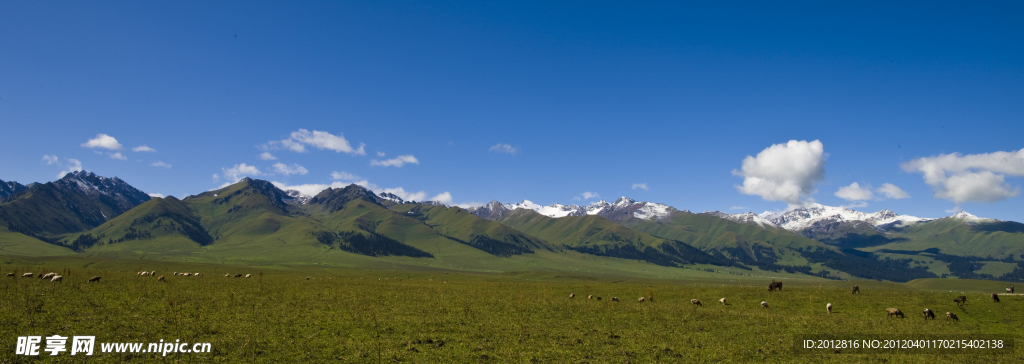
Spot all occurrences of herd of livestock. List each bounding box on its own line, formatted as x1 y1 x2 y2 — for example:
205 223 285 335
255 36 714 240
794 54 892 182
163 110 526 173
567 279 1016 323
5 271 1016 321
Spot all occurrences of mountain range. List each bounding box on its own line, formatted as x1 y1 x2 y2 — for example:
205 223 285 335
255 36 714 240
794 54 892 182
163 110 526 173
1 171 1023 282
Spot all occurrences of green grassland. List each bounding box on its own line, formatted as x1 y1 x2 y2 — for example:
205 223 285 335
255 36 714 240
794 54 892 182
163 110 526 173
0 259 1021 363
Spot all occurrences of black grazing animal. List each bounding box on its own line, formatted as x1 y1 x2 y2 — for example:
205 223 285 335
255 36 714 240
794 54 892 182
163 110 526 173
991 293 999 303
768 280 783 292
953 296 967 307
922 308 935 320
851 285 860 294
946 312 958 321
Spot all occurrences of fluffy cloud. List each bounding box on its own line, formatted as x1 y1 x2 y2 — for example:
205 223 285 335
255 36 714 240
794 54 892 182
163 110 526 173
81 134 123 150
272 163 309 176
877 183 910 199
109 152 127 160
429 192 453 204
148 193 166 198
376 151 386 157
572 192 601 201
729 206 749 211
58 159 83 178
901 149 1024 204
221 163 261 182
267 129 366 155
489 144 519 155
330 171 360 181
152 161 172 168
733 140 826 205
834 182 874 201
132 145 156 152
42 154 58 165
631 183 649 191
259 152 277 160
371 155 419 167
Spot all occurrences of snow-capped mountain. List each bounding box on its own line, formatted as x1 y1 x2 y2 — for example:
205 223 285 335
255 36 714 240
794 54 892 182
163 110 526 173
704 211 778 228
55 170 152 211
757 203 931 232
0 178 27 201
468 196 681 221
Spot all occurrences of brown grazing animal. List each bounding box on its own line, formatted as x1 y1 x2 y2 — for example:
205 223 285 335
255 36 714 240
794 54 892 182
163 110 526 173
88 276 101 282
596 296 602 300
157 275 166 282
954 296 967 307
719 298 727 305
569 293 575 298
946 312 958 321
851 285 860 294
234 274 243 278
886 308 905 318
768 280 783 291
827 303 833 313
991 293 999 302
761 301 769 309
691 299 702 306
923 308 935 320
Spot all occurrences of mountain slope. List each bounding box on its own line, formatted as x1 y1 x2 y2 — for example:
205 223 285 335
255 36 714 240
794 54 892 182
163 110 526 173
0 179 28 201
0 171 150 240
388 203 549 257
63 196 214 252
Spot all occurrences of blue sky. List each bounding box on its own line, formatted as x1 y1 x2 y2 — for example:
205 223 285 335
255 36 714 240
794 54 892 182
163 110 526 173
2 1 1022 221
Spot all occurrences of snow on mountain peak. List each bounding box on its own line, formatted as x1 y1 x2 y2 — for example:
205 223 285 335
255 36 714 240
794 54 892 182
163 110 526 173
756 203 931 231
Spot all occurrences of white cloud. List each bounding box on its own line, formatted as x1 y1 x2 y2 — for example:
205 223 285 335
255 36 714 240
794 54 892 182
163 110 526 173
877 183 910 199
901 148 1024 204
222 163 261 182
581 192 600 200
109 152 128 160
81 134 123 150
58 159 83 178
429 192 453 204
371 155 419 168
834 182 874 201
152 161 172 168
456 201 485 209
132 145 156 152
489 143 518 155
148 193 166 198
733 140 826 205
841 201 869 209
42 154 58 165
330 171 360 181
259 152 277 160
272 163 309 176
729 206 749 211
631 183 649 191
376 151 385 157
267 129 366 155
212 173 219 181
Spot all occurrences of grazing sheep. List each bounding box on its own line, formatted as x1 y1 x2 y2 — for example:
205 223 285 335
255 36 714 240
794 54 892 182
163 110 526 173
954 296 967 307
1007 287 1013 294
992 293 1000 302
923 308 935 320
827 303 833 314
587 295 593 300
245 274 252 278
174 272 179 276
225 273 231 277
193 273 200 277
234 274 242 278
885 308 905 318
638 297 645 303
761 301 769 309
41 273 56 280
5 273 12 277
946 312 958 321
648 295 655 302
611 297 619 302
50 275 63 282
88 276 101 282
157 275 166 282
22 273 33 278
768 280 783 291
569 293 575 298
851 285 860 294
596 296 602 300
719 298 727 305
691 299 702 306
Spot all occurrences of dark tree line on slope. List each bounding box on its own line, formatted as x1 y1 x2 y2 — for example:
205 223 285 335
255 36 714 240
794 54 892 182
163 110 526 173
443 234 534 257
719 245 840 278
798 248 937 282
313 230 433 258
568 241 743 269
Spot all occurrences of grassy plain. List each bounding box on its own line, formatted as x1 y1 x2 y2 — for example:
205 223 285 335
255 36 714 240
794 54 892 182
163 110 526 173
1 257 1022 363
